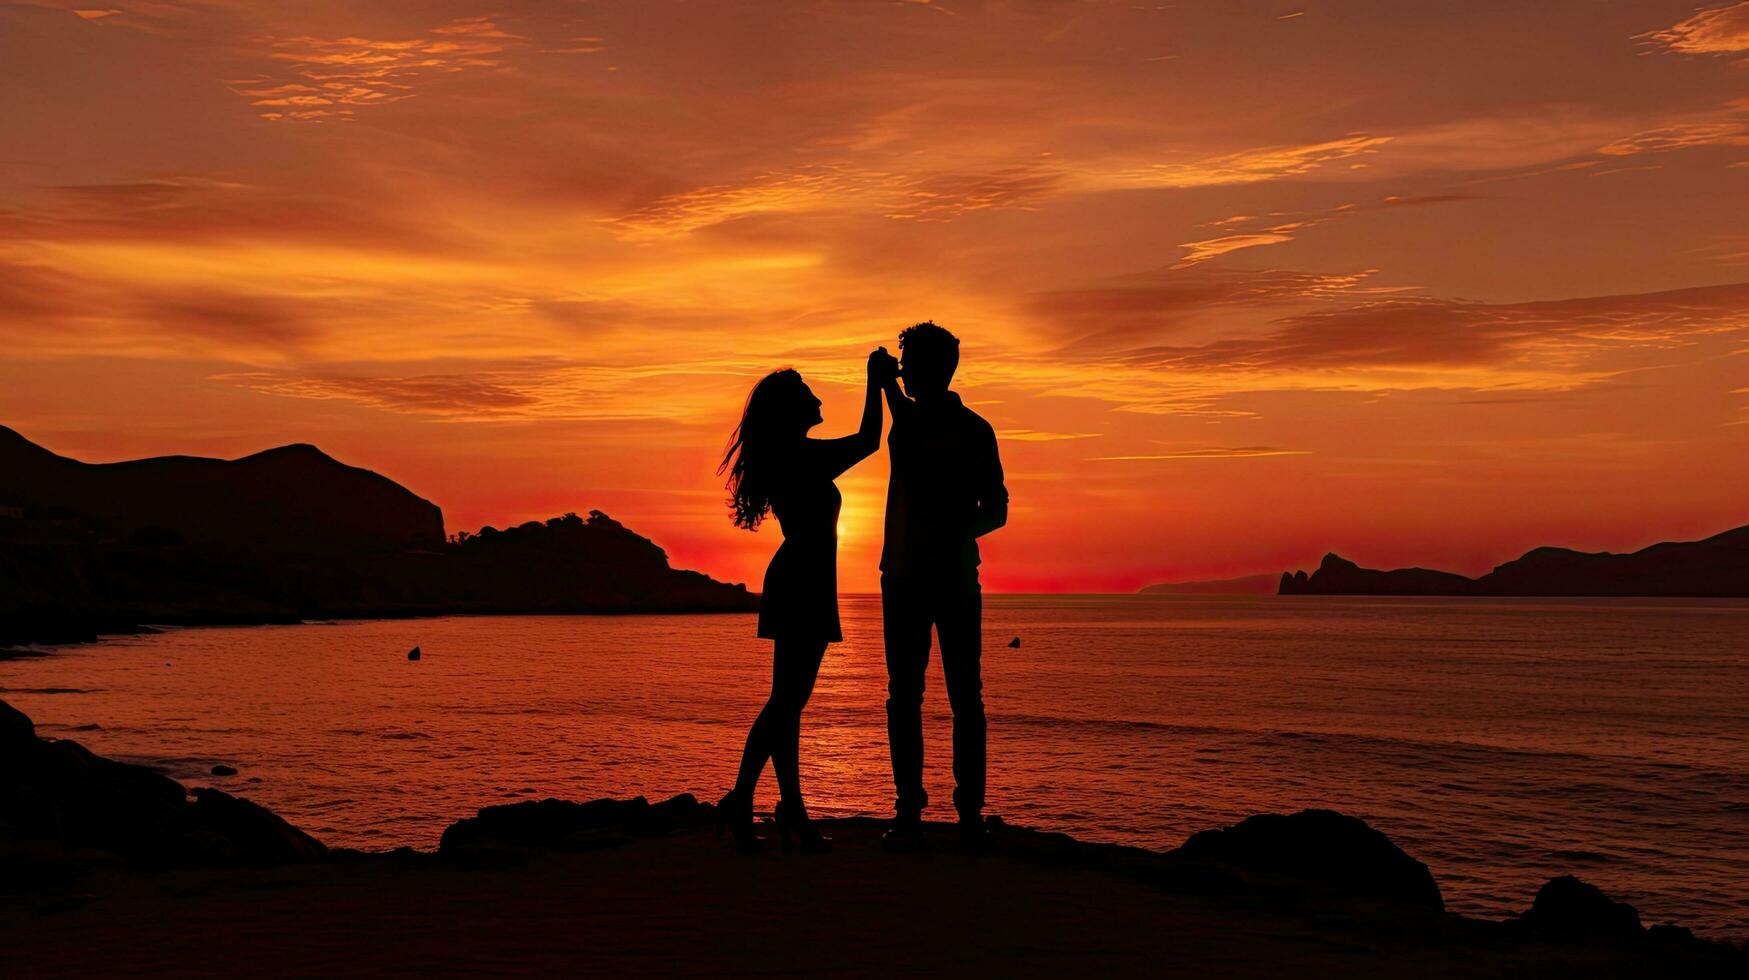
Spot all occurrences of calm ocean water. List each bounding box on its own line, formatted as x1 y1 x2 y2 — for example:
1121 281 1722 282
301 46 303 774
5 596 1748 938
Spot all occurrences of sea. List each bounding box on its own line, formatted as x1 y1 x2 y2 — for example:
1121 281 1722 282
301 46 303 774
4 595 1747 940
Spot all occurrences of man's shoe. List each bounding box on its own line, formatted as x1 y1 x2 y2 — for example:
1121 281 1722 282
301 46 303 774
880 817 927 853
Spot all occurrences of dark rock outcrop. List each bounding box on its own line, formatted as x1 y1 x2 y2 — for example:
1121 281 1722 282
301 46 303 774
1503 875 1747 962
0 426 755 646
1174 809 1444 911
0 698 325 864
1 697 33 745
1278 553 1476 596
188 787 326 862
1513 875 1643 937
1279 524 1749 597
439 794 711 854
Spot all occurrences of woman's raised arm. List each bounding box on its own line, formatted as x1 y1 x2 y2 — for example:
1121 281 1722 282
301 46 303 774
805 348 893 481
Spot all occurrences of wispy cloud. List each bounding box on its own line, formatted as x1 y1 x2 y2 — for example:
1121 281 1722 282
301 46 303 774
1172 231 1298 268
1089 446 1310 461
1027 267 1389 347
999 429 1102 441
230 17 534 121
884 167 1065 221
1599 110 1749 157
1173 195 1473 268
1102 136 1392 190
1643 2 1749 55
1109 282 1749 374
609 134 1400 239
221 371 539 417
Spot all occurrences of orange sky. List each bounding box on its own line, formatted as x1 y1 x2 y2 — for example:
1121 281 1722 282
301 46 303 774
2 0 1747 592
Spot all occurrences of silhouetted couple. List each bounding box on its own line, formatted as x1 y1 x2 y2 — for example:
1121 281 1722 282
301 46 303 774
717 321 1008 853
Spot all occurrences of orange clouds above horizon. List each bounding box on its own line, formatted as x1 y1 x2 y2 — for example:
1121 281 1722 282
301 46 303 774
2 0 1747 592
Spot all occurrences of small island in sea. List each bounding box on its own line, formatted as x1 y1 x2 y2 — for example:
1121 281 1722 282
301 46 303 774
0 425 755 647
3 697 1743 977
1276 525 1749 597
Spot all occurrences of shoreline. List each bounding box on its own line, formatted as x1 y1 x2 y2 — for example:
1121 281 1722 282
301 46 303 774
0 602 763 651
12 592 1746 652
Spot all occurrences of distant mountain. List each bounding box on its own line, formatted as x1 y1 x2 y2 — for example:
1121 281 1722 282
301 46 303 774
0 427 754 645
0 425 443 555
1140 573 1281 596
1279 525 1749 597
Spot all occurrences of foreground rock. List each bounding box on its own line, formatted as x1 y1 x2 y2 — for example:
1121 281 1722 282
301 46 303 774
431 794 1743 969
1173 808 1444 911
0 698 324 865
3 706 1744 975
439 794 713 853
1514 875 1644 937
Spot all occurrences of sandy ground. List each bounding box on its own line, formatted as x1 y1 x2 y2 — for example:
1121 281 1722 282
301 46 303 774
3 818 1710 978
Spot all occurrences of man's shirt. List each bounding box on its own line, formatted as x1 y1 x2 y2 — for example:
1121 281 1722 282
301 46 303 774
880 390 1008 579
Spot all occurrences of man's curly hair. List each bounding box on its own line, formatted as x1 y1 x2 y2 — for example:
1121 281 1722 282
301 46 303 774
898 320 959 381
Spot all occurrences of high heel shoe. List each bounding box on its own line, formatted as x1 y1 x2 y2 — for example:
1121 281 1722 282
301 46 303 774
716 789 763 853
774 799 831 853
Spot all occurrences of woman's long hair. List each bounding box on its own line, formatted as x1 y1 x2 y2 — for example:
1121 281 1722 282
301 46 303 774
720 369 805 530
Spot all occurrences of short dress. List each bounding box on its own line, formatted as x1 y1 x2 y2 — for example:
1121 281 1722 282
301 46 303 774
756 469 843 645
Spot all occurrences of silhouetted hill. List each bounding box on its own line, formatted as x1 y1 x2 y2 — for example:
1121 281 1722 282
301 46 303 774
1279 525 1749 597
0 427 754 645
0 425 443 554
1140 573 1280 595
1477 525 1749 596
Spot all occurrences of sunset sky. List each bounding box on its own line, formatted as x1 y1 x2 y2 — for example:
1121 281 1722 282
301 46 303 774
2 0 1747 591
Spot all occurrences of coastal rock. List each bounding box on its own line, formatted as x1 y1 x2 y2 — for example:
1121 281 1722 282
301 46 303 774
1513 875 1642 937
17 737 192 857
1281 554 1474 597
1175 809 1443 911
188 788 326 861
0 698 324 865
439 794 711 854
1 697 33 745
211 764 238 776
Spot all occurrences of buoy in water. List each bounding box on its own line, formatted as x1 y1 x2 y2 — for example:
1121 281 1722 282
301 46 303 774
1008 637 1021 648
408 646 422 661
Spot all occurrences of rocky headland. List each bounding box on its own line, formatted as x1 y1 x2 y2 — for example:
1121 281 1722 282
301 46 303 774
0 425 755 648
2 699 1741 977
1278 524 1749 597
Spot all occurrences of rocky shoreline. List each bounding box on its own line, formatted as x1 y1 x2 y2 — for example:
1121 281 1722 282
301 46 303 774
3 698 1743 976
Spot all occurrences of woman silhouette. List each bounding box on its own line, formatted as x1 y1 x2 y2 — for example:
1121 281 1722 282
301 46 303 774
717 348 896 852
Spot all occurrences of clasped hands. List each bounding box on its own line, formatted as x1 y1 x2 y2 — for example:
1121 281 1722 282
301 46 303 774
867 346 900 383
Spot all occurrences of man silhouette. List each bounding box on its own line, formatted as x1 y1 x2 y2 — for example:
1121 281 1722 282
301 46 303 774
876 321 1008 850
